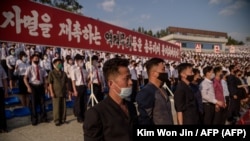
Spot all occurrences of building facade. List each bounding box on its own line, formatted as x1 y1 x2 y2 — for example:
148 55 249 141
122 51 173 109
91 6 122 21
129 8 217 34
160 26 228 53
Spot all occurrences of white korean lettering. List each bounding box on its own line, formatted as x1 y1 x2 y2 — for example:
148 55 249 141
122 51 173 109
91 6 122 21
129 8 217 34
23 10 39 36
58 18 72 41
39 13 52 38
82 24 101 45
144 40 149 53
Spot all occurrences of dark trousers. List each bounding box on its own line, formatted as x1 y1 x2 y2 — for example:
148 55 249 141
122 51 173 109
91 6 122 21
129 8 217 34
29 84 47 124
213 107 227 125
93 83 103 102
227 98 241 121
0 88 7 130
73 85 87 121
203 103 215 125
131 79 138 103
1 60 8 78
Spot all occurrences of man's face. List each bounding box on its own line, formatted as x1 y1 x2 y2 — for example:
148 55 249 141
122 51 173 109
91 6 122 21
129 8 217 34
33 56 39 62
184 66 193 77
194 73 201 81
110 67 132 93
216 70 222 77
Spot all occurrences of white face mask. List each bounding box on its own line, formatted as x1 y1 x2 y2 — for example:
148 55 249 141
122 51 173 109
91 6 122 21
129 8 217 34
113 82 132 100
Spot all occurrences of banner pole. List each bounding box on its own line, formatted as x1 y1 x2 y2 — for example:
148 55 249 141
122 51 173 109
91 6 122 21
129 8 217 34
87 50 98 108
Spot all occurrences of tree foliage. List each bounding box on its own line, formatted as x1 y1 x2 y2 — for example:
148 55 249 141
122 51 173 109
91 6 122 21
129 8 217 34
32 0 83 14
226 36 244 45
135 26 168 38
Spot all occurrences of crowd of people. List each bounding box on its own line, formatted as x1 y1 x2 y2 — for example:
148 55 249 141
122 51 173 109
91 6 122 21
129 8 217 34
0 41 249 140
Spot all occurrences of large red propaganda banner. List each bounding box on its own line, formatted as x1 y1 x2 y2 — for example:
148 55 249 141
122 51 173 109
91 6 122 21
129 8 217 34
0 0 180 61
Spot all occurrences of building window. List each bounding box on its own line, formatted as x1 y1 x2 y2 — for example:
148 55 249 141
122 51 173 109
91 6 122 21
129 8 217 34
181 43 187 48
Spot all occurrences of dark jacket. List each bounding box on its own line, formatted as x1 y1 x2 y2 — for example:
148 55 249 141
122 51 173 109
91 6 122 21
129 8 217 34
83 95 138 141
136 82 174 125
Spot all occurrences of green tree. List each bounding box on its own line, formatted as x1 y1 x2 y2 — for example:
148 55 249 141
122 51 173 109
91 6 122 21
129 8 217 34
226 36 244 45
33 0 83 14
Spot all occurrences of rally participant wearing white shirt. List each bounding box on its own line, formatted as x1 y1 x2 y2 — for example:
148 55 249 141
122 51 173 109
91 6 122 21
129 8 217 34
71 54 88 123
24 54 48 126
6 47 17 90
14 51 30 106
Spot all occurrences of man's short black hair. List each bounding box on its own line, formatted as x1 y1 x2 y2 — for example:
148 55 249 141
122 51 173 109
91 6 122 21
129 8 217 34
102 58 129 82
53 58 62 64
92 55 99 61
213 66 222 74
74 54 83 61
177 63 193 75
229 65 235 72
145 58 165 74
203 66 213 76
192 68 200 75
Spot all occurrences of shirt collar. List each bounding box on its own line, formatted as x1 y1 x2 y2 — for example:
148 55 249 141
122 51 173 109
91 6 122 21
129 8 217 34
204 77 212 83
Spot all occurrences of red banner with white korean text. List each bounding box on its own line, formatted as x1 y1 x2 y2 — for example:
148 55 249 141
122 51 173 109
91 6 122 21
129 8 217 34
0 0 180 61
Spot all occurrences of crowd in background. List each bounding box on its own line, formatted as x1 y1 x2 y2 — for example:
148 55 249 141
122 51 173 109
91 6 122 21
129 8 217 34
0 41 250 131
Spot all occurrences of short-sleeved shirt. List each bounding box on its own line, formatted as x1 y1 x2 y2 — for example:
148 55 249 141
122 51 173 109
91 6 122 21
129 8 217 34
48 69 68 97
174 80 199 124
25 64 48 85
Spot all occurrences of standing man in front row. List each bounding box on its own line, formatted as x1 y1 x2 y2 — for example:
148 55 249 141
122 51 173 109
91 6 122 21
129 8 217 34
136 57 174 125
24 54 48 126
71 54 88 123
48 58 68 126
83 58 138 141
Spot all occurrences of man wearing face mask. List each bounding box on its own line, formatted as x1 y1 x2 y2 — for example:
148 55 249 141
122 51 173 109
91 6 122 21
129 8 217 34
24 54 48 126
83 57 138 141
48 58 68 126
71 54 88 123
174 63 200 125
136 57 174 125
199 66 224 125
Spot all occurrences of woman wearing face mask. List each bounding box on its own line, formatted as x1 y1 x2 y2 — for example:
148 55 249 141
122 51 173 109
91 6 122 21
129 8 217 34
6 47 17 91
136 58 174 125
14 51 30 107
84 57 138 141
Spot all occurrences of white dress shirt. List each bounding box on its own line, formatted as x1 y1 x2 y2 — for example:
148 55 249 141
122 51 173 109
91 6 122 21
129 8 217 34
199 78 217 104
221 79 229 97
15 59 30 76
90 66 104 85
6 55 17 69
130 67 138 80
25 64 48 85
40 59 52 71
71 66 88 86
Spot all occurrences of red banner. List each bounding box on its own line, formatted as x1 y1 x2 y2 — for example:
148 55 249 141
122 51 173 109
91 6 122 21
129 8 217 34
0 0 180 61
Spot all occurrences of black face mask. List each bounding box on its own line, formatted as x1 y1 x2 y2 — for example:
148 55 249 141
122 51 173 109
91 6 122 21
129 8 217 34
157 72 168 82
186 75 194 82
33 61 39 65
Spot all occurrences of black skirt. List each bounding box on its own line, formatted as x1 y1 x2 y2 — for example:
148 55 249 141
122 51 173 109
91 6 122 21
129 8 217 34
68 77 73 92
18 75 28 94
8 65 17 80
